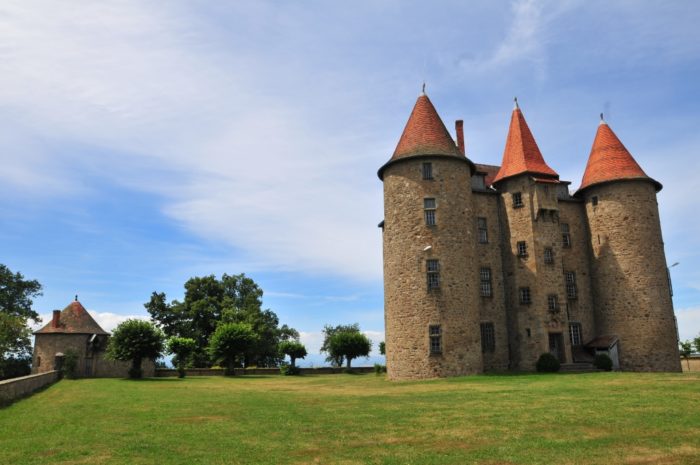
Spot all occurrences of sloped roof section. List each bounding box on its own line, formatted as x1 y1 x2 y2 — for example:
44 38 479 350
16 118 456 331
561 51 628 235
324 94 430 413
492 106 558 184
576 121 661 194
474 163 501 187
34 300 109 335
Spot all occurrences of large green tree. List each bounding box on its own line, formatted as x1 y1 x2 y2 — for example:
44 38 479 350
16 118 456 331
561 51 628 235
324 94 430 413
167 337 196 378
329 331 372 369
146 273 296 367
106 319 165 379
321 323 360 367
0 264 42 379
279 340 307 369
208 322 258 374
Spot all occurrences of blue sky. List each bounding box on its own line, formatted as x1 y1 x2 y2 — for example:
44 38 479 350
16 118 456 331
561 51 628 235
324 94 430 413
2 1 699 366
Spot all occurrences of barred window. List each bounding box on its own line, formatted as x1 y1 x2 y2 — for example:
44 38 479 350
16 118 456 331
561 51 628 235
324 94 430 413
429 325 442 354
519 287 532 305
477 217 488 244
427 259 440 290
547 294 558 311
562 223 571 248
565 271 577 299
517 241 528 258
480 267 492 297
424 198 436 226
544 247 554 264
569 322 582 346
480 322 495 353
513 192 523 208
422 162 433 180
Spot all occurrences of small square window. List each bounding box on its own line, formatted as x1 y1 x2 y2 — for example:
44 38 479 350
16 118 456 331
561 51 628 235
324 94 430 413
429 324 442 354
513 192 523 208
480 267 492 297
519 287 532 305
517 241 528 258
565 271 577 300
422 162 433 180
544 247 554 264
547 294 558 311
562 223 571 248
424 198 436 226
569 322 582 346
427 259 440 290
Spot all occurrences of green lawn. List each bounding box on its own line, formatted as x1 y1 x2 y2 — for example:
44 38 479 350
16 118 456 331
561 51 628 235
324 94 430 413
1 372 699 464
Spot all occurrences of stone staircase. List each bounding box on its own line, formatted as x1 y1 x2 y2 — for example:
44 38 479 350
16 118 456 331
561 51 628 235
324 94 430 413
559 363 600 373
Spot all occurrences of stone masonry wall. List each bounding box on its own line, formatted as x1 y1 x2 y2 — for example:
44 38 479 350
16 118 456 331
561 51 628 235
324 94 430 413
583 180 681 372
0 371 59 407
472 192 509 371
383 157 482 380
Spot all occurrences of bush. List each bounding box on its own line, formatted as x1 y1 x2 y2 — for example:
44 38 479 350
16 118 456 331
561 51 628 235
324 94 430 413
62 350 79 379
280 364 300 376
536 353 560 373
373 363 386 375
593 353 613 371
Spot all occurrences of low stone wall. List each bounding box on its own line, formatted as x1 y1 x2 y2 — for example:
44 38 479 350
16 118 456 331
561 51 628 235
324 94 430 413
156 366 376 377
0 371 59 407
681 356 700 372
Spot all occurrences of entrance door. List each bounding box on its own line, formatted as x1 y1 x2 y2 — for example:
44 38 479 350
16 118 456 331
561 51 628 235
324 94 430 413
548 333 565 362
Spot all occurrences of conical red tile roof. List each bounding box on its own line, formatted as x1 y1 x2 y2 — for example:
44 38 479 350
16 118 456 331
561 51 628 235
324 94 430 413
34 300 109 335
379 93 469 179
576 121 661 194
492 105 558 184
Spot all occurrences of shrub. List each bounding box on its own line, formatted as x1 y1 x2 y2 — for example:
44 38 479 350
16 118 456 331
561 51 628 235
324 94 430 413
593 353 613 371
62 349 79 379
536 353 560 373
373 363 386 375
280 364 300 376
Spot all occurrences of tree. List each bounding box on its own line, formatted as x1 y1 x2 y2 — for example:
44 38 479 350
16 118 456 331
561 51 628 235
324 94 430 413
208 322 258 375
146 273 295 368
106 319 165 379
679 340 693 371
0 265 42 380
329 331 372 369
279 340 307 369
321 323 360 367
694 333 700 355
167 337 196 378
379 341 386 356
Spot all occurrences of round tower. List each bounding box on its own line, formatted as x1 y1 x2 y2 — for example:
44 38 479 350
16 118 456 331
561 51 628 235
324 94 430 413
378 91 482 380
576 117 680 372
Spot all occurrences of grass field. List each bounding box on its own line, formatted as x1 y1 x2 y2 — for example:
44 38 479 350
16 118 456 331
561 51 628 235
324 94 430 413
1 372 699 465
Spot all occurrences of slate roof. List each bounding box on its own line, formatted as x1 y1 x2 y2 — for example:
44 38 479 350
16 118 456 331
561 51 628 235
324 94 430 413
34 300 109 335
576 120 661 194
492 105 558 185
378 93 471 179
474 163 500 187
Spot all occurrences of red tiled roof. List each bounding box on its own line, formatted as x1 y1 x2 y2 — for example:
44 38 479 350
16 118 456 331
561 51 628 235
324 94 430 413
391 94 463 160
577 121 661 193
492 107 558 184
34 300 109 335
474 163 500 187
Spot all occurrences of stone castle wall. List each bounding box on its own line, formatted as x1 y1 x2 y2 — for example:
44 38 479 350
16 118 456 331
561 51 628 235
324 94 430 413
583 180 681 372
383 157 482 380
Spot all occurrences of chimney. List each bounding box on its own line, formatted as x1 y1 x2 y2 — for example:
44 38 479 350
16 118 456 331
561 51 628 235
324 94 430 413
52 310 61 328
455 120 465 155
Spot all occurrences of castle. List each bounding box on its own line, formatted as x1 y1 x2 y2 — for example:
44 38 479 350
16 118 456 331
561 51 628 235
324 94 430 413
378 92 681 380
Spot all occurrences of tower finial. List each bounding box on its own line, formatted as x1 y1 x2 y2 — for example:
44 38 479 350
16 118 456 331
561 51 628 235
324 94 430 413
421 81 426 95
75 294 78 302
514 96 519 110
599 112 606 125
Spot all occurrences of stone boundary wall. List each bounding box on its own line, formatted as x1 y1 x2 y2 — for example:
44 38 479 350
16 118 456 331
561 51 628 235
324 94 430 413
0 371 59 407
681 356 700 372
156 366 375 377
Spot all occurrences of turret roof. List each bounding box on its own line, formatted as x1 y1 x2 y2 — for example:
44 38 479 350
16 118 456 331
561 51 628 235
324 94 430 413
378 92 470 179
492 103 558 184
34 300 109 335
576 120 661 194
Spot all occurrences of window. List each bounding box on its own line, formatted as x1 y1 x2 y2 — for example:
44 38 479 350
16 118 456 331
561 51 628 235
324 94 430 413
424 198 436 226
422 162 433 180
477 217 488 244
569 322 583 346
480 323 495 353
480 267 492 297
429 325 442 354
544 247 554 264
517 241 528 258
427 259 440 290
565 271 577 299
561 223 571 248
512 192 523 208
519 287 532 305
547 294 558 312
591 196 598 206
